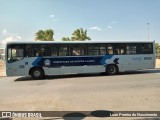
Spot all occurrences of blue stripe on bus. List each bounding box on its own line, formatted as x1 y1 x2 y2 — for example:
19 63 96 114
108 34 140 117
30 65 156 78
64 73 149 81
32 55 115 67
100 55 113 65
32 57 42 66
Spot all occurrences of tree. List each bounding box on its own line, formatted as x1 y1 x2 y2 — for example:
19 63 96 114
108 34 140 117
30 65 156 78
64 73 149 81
35 29 54 41
71 28 91 41
155 43 160 57
35 30 45 41
155 43 159 51
62 37 70 41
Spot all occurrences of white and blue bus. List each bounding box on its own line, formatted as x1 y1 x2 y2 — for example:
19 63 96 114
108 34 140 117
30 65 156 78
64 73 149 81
5 40 156 79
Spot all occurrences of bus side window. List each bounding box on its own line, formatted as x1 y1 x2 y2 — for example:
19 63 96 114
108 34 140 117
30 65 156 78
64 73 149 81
118 44 126 55
51 47 58 56
87 45 99 56
100 45 106 55
113 43 125 55
107 44 113 55
59 46 68 56
39 45 48 56
70 45 85 56
141 43 153 54
72 46 80 56
114 49 119 55
25 45 33 57
126 44 137 54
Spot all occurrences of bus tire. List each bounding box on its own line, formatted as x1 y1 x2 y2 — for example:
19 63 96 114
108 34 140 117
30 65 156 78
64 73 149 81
30 68 44 80
106 64 118 75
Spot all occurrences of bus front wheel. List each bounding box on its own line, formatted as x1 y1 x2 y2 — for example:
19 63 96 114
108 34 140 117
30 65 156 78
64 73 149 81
31 68 44 80
106 65 118 75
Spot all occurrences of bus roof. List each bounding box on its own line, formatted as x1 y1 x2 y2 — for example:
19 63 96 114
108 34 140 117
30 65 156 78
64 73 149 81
6 40 155 45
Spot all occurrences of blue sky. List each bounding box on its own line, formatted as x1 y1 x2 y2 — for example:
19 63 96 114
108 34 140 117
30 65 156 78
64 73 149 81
0 0 160 43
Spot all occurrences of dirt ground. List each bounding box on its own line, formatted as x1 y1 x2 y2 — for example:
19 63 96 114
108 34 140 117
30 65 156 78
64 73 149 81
0 60 5 76
156 59 160 66
0 66 160 120
0 60 160 120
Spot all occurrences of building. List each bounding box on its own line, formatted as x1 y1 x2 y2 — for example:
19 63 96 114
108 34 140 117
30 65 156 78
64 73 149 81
0 43 5 60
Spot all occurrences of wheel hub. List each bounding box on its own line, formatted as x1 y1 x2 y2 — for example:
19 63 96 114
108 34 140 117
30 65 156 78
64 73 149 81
34 70 41 77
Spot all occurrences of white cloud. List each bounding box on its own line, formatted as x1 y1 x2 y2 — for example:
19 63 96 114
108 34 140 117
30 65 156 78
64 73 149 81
2 29 10 35
50 14 55 18
2 28 18 36
88 27 102 31
107 25 113 29
1 29 21 44
1 35 21 44
0 28 21 45
49 14 58 22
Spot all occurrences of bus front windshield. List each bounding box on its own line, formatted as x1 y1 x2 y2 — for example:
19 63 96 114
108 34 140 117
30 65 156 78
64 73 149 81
7 44 24 63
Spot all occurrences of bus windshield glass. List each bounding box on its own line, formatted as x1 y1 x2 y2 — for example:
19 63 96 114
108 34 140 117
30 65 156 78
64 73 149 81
7 44 24 63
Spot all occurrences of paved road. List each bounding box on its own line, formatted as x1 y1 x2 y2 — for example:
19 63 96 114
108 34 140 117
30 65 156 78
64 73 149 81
0 69 160 120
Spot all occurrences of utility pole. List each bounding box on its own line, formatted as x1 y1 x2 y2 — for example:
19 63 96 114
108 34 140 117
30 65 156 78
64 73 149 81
147 23 150 40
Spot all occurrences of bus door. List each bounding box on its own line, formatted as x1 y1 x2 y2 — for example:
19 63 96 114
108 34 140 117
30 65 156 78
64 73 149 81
7 44 25 76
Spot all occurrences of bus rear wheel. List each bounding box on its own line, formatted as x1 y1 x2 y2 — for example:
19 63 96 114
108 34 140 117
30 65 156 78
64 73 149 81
106 65 118 75
31 68 44 80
